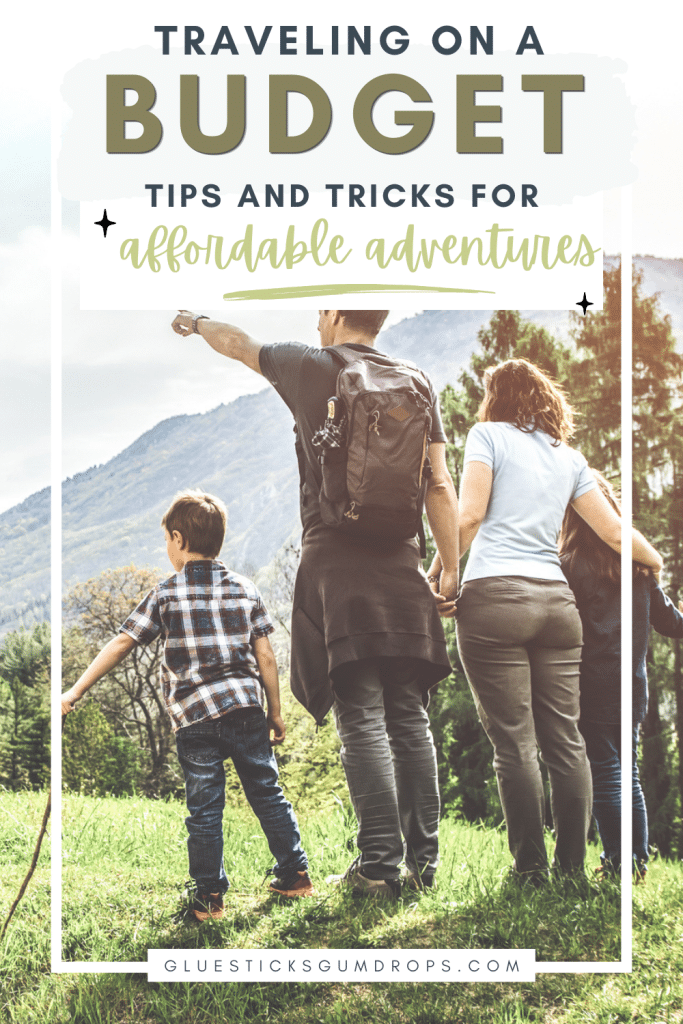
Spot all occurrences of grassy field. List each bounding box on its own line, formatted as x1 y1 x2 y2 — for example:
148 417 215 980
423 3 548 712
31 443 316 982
2 790 683 1023
59 792 619 962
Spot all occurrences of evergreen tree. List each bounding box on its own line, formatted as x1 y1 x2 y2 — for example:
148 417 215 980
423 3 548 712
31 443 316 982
568 265 622 476
0 622 51 789
571 264 683 856
631 271 683 854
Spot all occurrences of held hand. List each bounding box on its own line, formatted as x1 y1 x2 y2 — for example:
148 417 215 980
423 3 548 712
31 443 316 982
268 712 286 745
433 567 459 618
172 310 198 337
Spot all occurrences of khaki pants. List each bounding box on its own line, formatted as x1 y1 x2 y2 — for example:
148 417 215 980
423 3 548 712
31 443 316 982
456 576 592 876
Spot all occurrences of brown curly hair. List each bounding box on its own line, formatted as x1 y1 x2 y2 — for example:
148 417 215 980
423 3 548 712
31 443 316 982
478 358 574 445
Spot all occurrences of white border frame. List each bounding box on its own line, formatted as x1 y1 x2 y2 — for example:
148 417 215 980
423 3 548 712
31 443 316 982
50 177 635 979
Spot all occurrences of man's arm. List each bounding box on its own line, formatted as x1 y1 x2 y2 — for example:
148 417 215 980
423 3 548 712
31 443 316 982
253 634 286 744
424 442 460 617
61 633 137 715
172 311 264 375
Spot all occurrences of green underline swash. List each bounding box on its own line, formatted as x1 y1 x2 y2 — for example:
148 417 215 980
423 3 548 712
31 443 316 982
222 283 496 301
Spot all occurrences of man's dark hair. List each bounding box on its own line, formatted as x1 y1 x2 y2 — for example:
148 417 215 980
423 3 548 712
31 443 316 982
338 310 389 336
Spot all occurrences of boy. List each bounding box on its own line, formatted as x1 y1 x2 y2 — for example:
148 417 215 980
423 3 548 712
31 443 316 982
61 489 313 921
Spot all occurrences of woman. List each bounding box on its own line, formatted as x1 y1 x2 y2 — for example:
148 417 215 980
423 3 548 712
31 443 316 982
560 471 683 879
430 359 662 883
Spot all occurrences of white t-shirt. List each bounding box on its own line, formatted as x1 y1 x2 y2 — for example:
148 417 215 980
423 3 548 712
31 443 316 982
462 421 596 584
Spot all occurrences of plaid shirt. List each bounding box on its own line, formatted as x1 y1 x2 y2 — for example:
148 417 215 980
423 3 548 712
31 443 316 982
119 560 274 732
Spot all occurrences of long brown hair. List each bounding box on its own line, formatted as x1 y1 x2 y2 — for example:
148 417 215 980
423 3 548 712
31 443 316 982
478 358 574 445
559 470 621 583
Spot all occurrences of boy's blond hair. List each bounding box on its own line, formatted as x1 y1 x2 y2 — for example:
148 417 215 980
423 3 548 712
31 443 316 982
161 489 227 558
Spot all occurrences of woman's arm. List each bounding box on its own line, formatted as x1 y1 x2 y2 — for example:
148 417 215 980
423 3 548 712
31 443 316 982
571 488 663 571
458 460 493 558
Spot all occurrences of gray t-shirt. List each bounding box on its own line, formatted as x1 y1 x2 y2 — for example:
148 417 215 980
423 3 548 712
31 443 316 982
462 421 596 584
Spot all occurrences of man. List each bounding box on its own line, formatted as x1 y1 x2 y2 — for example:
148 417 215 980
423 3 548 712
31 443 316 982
172 308 459 897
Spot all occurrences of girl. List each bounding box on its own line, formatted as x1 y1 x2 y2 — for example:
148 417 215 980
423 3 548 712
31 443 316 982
560 471 683 878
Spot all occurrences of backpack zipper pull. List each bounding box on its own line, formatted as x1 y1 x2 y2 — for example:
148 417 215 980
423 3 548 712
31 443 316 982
369 410 381 434
344 501 360 521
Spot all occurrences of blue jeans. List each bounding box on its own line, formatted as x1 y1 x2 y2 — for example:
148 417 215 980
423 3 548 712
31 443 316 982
175 707 307 895
580 720 648 871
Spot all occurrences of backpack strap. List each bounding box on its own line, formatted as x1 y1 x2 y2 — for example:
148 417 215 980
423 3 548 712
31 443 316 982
417 519 427 559
327 344 399 370
326 345 356 366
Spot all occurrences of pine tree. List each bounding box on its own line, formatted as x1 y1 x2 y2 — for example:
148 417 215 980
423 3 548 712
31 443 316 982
0 622 51 789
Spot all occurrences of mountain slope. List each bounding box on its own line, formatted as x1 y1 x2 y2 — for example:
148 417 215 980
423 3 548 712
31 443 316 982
2 259 682 635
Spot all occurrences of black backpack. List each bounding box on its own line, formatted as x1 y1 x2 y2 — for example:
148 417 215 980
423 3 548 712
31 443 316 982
313 346 433 550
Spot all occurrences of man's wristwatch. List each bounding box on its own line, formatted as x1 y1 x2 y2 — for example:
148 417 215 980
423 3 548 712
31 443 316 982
191 313 209 334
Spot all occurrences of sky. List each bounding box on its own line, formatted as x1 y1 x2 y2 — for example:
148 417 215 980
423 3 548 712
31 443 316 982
1 1 682 513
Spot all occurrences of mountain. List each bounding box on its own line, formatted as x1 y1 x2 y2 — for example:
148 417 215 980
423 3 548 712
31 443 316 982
2 257 682 635
0 487 51 633
60 389 300 588
1 308 487 634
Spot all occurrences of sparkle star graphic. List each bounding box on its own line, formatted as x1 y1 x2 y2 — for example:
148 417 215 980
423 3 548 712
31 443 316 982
576 292 593 316
95 210 116 237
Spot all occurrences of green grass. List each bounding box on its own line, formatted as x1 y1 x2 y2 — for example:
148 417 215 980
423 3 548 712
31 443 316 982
2 790 683 1024
57 792 620 963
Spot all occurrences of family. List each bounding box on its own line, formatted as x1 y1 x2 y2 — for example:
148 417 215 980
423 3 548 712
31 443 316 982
61 308 683 921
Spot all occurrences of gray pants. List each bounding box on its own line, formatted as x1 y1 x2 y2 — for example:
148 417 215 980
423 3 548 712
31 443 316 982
332 657 440 882
456 576 592 875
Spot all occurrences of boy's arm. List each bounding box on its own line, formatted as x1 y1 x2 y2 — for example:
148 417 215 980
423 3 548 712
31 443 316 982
253 634 285 744
171 311 264 375
61 633 137 715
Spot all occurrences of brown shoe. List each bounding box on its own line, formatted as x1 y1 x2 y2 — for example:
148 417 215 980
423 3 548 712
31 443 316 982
403 868 436 892
269 870 315 897
191 892 225 921
593 862 619 882
326 857 401 899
